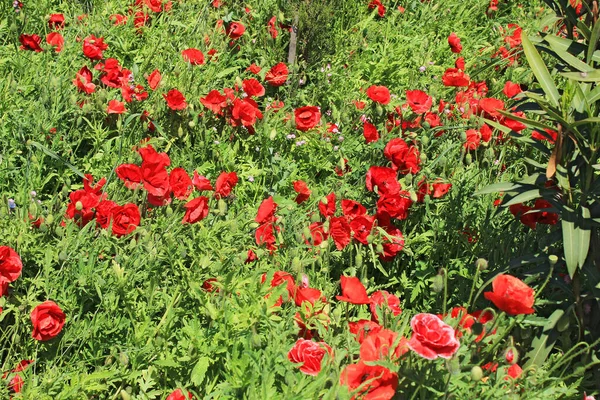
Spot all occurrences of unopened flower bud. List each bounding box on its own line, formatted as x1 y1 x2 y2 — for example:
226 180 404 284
475 258 488 271
505 347 518 365
432 274 444 293
75 201 83 211
471 366 483 381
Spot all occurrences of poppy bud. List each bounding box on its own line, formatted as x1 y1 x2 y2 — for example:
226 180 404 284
471 366 483 381
465 153 472 164
322 220 329 234
166 206 173 216
177 125 184 137
375 104 383 116
120 390 131 400
269 128 277 140
475 258 488 270
409 191 418 203
46 214 54 224
302 226 311 240
218 199 227 215
422 121 431 129
366 234 374 244
376 243 384 253
29 202 37 216
249 222 259 229
119 352 129 366
320 196 328 205
432 274 444 293
447 357 460 375
504 347 518 365
39 223 48 232
421 135 430 146
76 116 84 127
292 256 301 271
75 201 83 211
419 153 427 163
55 226 64 237
438 155 447 167
310 213 321 223
105 355 114 366
276 230 284 244
355 252 363 268
460 131 467 141
188 120 196 128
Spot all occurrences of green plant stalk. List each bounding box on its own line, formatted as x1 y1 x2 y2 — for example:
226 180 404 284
467 266 481 311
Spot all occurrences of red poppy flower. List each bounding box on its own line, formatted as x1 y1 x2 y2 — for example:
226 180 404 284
19 34 43 52
111 203 141 236
366 85 391 105
365 166 400 196
182 196 209 224
30 301 66 341
107 99 126 114
350 215 374 245
48 13 65 29
110 14 128 25
214 171 238 199
242 78 265 97
505 364 523 380
170 168 193 200
82 35 108 60
318 192 336 218
336 276 370 304
341 200 367 220
65 189 101 226
294 286 323 306
360 329 409 362
377 191 412 220
363 121 379 143
349 320 382 344
256 196 277 224
181 48 205 65
406 90 432 114
464 129 481 151
306 222 328 246
191 171 213 192
231 98 263 127
368 0 386 17
293 180 311 204
147 69 161 90
484 274 535 315
442 68 470 87
294 106 321 131
165 389 193 400
198 90 225 115
408 313 460 360
227 22 246 39
46 32 64 52
369 291 402 323
267 16 279 39
287 339 331 376
340 362 398 400
503 81 522 98
73 66 95 94
95 200 117 229
379 227 404 261
0 246 22 286
448 32 463 53
247 63 262 74
163 89 187 110
116 164 142 189
265 62 288 86
383 138 420 174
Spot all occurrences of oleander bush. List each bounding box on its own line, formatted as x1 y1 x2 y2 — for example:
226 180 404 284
0 0 599 399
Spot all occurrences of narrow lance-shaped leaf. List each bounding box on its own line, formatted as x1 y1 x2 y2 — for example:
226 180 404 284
522 33 561 108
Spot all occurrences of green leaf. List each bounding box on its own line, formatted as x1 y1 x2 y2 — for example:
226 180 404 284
562 218 578 278
474 182 523 195
503 189 541 207
523 309 565 369
190 356 210 386
543 34 594 72
561 69 600 82
577 207 591 268
28 141 85 178
588 16 600 63
522 33 561 108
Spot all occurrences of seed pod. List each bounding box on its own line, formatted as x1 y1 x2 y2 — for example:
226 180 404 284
548 255 558 265
471 366 483 381
465 153 472 165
